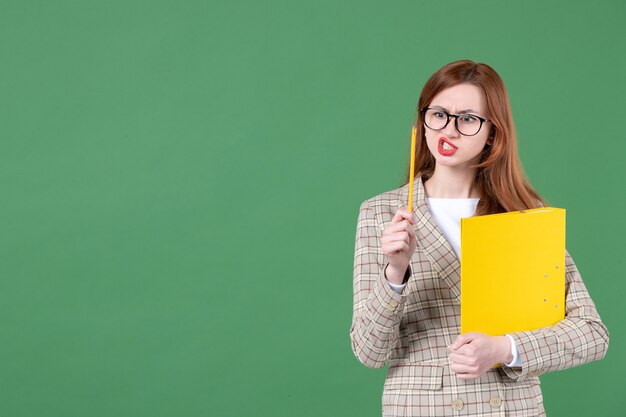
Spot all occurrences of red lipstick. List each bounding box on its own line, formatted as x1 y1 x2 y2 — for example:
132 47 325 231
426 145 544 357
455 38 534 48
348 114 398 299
438 137 458 156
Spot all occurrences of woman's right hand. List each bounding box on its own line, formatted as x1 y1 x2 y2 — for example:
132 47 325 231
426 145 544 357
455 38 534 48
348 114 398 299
381 208 417 284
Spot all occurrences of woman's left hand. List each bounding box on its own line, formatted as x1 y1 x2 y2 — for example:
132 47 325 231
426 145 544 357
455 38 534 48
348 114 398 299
448 333 512 379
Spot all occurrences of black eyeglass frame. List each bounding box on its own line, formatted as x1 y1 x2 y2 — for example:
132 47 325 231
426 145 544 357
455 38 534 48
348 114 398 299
420 107 490 137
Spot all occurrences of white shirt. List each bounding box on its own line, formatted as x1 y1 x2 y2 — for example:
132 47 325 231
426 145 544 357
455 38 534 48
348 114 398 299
386 198 521 367
426 197 479 259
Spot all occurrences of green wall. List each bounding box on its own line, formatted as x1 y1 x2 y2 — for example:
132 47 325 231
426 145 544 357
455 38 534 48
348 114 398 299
1 1 624 416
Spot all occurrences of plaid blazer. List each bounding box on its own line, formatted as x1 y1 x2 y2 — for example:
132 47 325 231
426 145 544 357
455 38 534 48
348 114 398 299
350 177 609 417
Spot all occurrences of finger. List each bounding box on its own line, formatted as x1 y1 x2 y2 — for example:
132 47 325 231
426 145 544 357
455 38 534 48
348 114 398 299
383 220 412 234
383 241 409 255
450 332 481 350
401 209 417 225
449 353 476 366
385 232 410 244
392 209 416 225
381 232 410 248
450 362 478 375
453 343 478 357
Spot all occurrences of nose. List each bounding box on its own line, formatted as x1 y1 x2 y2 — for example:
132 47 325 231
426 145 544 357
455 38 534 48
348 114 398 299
442 116 460 138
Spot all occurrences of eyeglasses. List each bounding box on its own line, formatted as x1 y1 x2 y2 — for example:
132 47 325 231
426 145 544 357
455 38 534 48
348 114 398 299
420 107 490 136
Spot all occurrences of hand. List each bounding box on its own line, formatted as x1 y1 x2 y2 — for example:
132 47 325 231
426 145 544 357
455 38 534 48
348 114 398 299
381 208 417 284
448 333 512 379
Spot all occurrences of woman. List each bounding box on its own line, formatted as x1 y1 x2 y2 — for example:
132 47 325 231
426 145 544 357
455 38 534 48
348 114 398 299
349 60 609 416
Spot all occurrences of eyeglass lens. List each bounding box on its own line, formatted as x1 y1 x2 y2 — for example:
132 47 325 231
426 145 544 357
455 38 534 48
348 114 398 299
423 109 483 136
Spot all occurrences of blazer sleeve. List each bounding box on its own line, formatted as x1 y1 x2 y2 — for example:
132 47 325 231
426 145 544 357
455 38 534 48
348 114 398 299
500 251 609 381
349 200 408 368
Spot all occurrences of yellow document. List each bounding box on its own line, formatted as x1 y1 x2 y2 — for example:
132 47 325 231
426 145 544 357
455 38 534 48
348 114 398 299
460 208 566 336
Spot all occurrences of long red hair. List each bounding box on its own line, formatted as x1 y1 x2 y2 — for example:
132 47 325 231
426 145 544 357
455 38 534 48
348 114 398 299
409 60 545 215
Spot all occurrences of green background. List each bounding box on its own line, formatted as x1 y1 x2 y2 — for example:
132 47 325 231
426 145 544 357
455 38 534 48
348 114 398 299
1 1 624 416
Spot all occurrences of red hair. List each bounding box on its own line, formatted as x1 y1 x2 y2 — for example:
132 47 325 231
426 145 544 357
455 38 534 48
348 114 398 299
409 60 545 215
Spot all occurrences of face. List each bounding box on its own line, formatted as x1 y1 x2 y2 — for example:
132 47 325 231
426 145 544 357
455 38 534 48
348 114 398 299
424 83 491 170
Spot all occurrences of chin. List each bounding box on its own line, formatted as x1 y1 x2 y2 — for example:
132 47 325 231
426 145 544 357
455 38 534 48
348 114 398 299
434 158 473 170
435 157 460 166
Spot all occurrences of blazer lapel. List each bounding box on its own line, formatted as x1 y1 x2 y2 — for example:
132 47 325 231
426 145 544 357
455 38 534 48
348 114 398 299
399 177 462 303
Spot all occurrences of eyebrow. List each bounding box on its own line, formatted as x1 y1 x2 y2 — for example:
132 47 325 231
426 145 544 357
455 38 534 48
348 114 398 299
431 105 482 114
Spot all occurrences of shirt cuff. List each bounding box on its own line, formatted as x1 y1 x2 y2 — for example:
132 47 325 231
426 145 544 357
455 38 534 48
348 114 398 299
387 281 407 294
385 264 411 294
504 334 522 367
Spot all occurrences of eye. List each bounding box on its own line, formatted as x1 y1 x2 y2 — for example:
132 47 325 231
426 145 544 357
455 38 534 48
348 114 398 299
433 111 447 119
459 114 478 124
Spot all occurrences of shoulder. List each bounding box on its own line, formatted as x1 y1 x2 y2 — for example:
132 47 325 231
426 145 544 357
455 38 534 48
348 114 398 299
358 183 409 220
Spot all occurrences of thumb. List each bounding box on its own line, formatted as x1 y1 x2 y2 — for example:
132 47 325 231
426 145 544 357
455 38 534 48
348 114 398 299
449 332 481 350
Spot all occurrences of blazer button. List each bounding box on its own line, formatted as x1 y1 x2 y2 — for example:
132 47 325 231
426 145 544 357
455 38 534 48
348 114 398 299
489 395 502 408
451 398 464 411
387 299 398 312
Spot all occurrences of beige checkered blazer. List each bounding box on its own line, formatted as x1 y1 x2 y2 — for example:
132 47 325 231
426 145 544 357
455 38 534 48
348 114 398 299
350 177 609 416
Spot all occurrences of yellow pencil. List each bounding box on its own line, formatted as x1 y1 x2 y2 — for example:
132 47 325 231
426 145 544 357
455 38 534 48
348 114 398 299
408 125 417 212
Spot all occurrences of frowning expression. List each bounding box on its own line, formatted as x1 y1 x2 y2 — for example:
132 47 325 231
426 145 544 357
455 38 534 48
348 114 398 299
423 83 491 170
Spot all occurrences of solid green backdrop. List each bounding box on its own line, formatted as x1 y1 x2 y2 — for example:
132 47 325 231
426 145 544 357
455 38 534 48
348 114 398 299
1 1 624 416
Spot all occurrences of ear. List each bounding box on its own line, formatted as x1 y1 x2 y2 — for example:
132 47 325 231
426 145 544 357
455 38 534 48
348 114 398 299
486 128 495 146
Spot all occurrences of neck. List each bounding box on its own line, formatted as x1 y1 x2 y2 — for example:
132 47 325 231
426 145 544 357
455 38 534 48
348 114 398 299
424 166 479 198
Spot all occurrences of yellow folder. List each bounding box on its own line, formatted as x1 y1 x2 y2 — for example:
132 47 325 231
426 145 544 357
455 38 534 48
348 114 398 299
460 207 566 336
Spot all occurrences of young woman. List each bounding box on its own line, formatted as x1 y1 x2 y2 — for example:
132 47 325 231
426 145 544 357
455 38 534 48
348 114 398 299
349 60 609 416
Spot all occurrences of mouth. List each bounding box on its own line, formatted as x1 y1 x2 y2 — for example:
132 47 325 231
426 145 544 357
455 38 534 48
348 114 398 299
438 137 458 156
